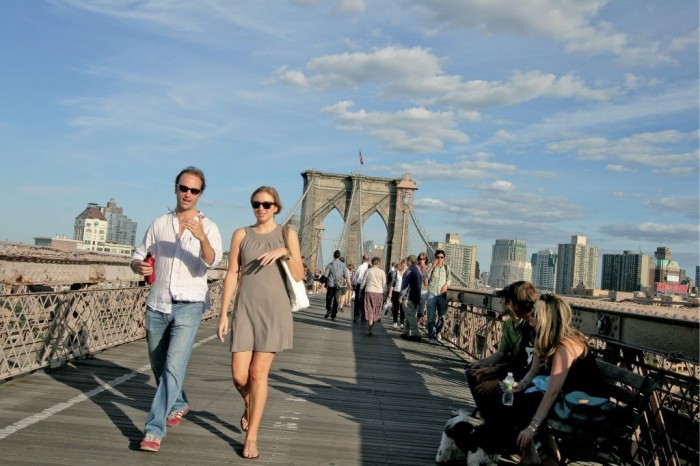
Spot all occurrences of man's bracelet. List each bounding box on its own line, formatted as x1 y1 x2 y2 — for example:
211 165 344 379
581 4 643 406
531 415 542 426
527 424 537 433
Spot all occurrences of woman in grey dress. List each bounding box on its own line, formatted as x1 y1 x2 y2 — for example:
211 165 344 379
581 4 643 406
217 186 303 459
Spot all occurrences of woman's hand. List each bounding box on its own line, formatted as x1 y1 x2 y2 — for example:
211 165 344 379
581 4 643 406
217 314 229 343
257 247 288 266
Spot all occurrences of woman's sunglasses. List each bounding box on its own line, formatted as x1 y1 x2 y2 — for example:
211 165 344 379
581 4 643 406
177 184 202 195
251 201 276 209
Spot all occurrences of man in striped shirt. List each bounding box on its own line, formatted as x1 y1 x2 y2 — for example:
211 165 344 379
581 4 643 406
131 166 223 452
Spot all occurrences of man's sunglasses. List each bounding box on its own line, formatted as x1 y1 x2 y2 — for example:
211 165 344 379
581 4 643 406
251 201 276 209
177 184 202 195
435 255 445 259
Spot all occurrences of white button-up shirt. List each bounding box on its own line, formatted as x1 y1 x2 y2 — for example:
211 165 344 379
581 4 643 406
353 261 370 286
132 211 223 314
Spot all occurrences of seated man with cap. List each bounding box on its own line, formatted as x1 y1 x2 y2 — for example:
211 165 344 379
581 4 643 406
465 281 539 421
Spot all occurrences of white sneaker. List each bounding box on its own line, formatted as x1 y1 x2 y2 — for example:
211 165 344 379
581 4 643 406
393 323 398 328
400 324 404 330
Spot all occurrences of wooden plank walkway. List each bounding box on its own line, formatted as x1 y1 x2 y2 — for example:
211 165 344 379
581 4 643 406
0 294 476 465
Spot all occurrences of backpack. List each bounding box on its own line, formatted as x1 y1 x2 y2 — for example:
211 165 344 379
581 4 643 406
387 269 396 287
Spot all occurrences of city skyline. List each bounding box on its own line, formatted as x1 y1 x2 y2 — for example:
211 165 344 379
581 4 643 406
1 1 698 275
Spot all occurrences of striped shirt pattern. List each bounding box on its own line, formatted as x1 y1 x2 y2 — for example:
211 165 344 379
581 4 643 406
132 211 223 314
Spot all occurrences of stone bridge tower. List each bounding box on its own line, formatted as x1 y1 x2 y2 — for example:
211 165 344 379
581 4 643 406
297 171 417 272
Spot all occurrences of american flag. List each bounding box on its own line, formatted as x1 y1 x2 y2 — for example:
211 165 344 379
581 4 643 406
359 151 364 165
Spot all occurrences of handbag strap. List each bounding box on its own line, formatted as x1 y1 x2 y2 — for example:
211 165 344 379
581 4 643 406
281 224 290 249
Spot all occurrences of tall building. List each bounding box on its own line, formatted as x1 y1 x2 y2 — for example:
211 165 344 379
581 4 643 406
531 250 557 292
601 250 650 292
101 198 137 247
488 239 532 289
428 234 477 288
555 235 599 294
695 266 699 292
650 246 687 297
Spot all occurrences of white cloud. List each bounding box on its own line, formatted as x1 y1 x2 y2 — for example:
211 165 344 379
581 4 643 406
606 164 632 172
275 47 614 109
320 101 470 152
387 158 516 180
548 129 699 170
478 180 515 192
645 196 700 219
402 0 672 63
599 222 700 243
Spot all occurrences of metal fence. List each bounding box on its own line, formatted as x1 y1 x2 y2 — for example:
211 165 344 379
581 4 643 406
0 281 224 380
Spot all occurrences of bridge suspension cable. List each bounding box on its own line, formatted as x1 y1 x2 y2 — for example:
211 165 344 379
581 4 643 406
281 181 312 226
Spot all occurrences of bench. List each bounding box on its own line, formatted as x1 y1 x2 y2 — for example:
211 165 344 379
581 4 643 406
547 360 658 465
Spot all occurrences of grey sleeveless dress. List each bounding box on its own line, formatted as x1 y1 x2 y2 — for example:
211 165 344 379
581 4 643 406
230 225 293 352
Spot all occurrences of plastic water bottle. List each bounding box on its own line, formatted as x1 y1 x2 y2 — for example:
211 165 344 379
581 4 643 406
502 372 514 406
144 253 156 285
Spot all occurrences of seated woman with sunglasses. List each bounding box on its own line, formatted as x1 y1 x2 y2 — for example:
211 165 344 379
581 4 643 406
217 186 303 459
509 294 606 465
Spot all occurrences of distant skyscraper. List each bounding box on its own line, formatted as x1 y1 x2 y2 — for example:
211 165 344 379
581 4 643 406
555 235 599 294
101 198 137 247
695 265 699 291
531 249 557 291
488 239 532 289
601 250 650 292
428 234 477 288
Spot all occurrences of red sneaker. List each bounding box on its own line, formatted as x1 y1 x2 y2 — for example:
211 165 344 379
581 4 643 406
165 405 190 427
139 433 161 452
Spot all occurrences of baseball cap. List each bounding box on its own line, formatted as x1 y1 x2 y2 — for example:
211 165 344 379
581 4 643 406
494 285 509 298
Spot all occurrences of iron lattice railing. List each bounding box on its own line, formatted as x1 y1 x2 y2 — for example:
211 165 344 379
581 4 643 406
438 300 699 466
0 281 225 381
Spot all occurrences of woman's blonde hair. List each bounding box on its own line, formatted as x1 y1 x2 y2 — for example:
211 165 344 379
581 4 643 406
534 294 588 363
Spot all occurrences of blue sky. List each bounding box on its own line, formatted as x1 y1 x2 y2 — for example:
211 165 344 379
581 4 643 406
1 1 698 276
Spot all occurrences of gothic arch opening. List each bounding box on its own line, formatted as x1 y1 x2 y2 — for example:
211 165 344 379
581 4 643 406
298 171 417 273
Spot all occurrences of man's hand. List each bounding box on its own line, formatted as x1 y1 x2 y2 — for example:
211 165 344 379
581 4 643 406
471 365 499 382
474 379 499 396
131 259 153 277
182 214 205 241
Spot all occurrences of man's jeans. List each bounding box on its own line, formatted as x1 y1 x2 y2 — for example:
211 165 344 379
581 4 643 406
325 286 342 317
419 291 429 317
144 302 203 438
426 292 447 339
402 299 421 337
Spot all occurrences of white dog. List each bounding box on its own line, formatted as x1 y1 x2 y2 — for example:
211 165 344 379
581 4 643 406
435 410 498 466
435 410 468 463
